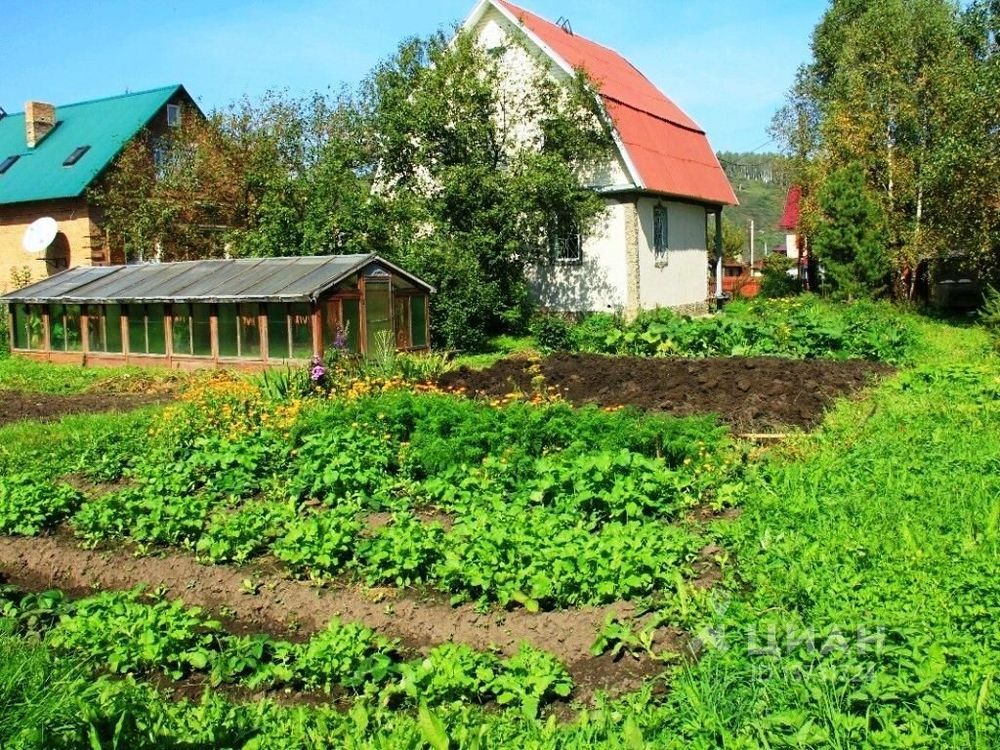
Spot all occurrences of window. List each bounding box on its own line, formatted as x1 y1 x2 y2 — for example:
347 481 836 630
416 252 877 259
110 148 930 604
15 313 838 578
410 296 428 348
166 104 181 127
290 303 313 358
171 304 193 356
0 155 18 175
653 204 669 258
218 305 238 357
549 220 582 264
341 298 360 353
191 304 212 356
12 304 43 349
86 305 123 353
238 303 261 359
266 303 290 360
50 304 82 351
63 145 90 167
365 281 392 353
394 297 411 349
125 304 166 355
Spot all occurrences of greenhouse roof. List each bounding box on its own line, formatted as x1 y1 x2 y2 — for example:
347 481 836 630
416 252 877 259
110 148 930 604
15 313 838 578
1 254 434 304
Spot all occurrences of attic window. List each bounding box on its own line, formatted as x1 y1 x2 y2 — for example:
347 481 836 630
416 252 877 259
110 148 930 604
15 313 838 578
0 155 18 175
63 146 90 167
166 104 181 127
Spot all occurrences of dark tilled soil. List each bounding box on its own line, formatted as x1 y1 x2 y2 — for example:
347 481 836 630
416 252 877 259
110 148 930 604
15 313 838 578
0 535 676 701
0 390 169 427
440 353 892 430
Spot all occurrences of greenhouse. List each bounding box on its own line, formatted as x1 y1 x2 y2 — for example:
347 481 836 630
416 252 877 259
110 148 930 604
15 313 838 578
1 254 433 368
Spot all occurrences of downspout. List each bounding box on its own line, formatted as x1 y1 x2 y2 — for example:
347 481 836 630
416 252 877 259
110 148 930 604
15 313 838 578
714 209 725 303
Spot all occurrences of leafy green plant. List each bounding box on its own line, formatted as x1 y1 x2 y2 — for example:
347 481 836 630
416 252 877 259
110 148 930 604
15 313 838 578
0 474 83 535
272 504 364 579
395 643 499 704
357 512 446 586
490 643 573 718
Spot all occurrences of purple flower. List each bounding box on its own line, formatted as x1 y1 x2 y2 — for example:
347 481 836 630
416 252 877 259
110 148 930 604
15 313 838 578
334 326 347 350
310 364 326 382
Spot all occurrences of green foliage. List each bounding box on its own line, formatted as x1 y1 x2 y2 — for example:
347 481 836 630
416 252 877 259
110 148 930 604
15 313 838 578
813 164 891 298
358 513 446 586
282 619 399 693
570 296 916 363
46 590 221 680
529 315 574 353
758 253 802 298
272 504 365 579
490 643 573 719
774 0 1000 291
196 500 297 564
0 474 83 535
395 643 498 705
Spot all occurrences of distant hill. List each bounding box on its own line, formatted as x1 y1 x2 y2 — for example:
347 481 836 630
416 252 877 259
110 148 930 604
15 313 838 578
717 152 792 261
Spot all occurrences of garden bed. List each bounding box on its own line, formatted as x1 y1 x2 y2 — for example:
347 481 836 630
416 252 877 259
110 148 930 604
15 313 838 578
439 353 892 430
0 389 169 427
0 533 678 701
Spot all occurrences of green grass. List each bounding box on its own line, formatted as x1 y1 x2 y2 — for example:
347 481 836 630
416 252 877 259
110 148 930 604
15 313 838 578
0 357 144 394
1 310 998 747
452 334 537 369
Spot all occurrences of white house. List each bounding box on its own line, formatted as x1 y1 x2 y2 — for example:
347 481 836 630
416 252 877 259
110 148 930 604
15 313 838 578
463 0 738 316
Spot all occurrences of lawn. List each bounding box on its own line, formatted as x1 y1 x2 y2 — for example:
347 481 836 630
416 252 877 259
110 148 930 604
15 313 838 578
0 305 997 748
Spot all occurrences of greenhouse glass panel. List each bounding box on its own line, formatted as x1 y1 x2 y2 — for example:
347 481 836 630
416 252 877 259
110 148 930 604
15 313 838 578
410 296 427 348
127 304 146 354
171 304 193 356
192 305 212 356
238 303 261 359
364 281 391 354
289 303 313 359
218 305 238 357
64 305 82 352
146 304 166 355
12 304 28 349
50 304 67 351
266 303 289 360
87 306 105 352
342 298 360 353
105 305 123 353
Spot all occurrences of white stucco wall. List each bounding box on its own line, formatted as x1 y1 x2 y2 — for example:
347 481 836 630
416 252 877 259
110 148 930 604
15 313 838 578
473 6 633 189
636 197 709 309
527 199 627 312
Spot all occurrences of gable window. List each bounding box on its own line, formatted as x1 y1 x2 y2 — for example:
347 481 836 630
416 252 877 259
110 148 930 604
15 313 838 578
653 204 669 259
63 145 90 167
549 219 583 264
166 104 181 127
0 155 18 175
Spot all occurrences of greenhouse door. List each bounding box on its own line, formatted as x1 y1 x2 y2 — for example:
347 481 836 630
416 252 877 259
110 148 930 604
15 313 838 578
364 280 392 354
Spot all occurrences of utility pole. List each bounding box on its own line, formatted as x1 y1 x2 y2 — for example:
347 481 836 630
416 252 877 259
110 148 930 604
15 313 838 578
749 218 755 270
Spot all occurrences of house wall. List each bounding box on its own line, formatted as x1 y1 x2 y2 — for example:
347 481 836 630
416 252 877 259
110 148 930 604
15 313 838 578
528 198 628 313
636 197 709 313
473 5 634 189
0 198 101 293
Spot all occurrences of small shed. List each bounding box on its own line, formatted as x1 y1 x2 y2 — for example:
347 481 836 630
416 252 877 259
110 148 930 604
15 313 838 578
1 254 433 368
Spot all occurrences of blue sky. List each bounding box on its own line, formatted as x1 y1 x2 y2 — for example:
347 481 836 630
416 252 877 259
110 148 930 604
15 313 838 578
3 0 828 153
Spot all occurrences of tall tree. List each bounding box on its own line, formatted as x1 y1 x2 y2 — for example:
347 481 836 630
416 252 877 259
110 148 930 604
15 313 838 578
773 0 999 296
813 164 891 298
356 31 613 348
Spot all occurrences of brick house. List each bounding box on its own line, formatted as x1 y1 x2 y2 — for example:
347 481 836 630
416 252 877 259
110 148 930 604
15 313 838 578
0 85 197 292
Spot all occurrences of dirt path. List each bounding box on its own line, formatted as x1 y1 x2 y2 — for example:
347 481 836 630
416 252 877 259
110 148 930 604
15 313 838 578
0 534 677 698
0 390 169 427
439 353 892 430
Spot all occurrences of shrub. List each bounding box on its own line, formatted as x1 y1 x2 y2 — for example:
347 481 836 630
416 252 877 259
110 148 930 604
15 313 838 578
529 315 573 353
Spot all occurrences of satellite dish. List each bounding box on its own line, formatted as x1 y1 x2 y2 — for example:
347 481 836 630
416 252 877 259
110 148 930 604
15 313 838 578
22 217 58 253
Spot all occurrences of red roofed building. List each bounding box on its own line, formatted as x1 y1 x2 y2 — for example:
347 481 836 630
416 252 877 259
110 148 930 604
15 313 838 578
464 0 737 316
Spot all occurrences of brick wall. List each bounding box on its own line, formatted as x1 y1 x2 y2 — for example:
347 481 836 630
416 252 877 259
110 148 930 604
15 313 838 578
0 198 103 293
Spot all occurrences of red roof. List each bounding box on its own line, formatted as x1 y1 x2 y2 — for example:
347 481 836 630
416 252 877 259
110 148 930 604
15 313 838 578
493 0 737 206
779 184 801 230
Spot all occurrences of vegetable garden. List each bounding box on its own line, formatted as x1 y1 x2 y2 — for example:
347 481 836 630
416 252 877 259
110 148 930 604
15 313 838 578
0 302 998 749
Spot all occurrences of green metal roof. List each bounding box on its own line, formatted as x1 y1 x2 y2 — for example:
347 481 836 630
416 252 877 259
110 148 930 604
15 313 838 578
0 85 184 205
